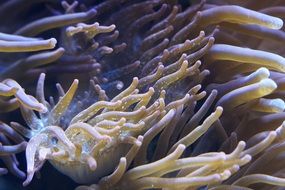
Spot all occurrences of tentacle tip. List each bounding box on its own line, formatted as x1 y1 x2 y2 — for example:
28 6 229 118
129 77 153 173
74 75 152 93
211 89 218 95
177 144 186 150
256 67 270 78
209 37 215 43
73 79 79 85
40 73 46 77
137 135 144 142
57 47 66 53
213 173 222 182
22 172 34 187
271 17 283 30
238 141 246 148
17 170 26 180
243 154 252 163
260 78 277 90
87 8 97 17
216 106 223 113
39 104 48 113
49 38 57 48
120 157 127 163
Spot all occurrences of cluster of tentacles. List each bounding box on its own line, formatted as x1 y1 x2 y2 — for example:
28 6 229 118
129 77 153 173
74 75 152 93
2 0 285 190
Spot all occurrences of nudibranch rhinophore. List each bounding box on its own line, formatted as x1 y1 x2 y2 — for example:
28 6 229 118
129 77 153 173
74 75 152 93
1 1 285 190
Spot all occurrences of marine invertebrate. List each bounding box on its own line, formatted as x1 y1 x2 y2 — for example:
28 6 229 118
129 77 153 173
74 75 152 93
0 75 48 179
15 40 209 185
2 0 285 190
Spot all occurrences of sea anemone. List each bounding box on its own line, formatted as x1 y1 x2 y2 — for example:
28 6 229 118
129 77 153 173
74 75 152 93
1 0 285 190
